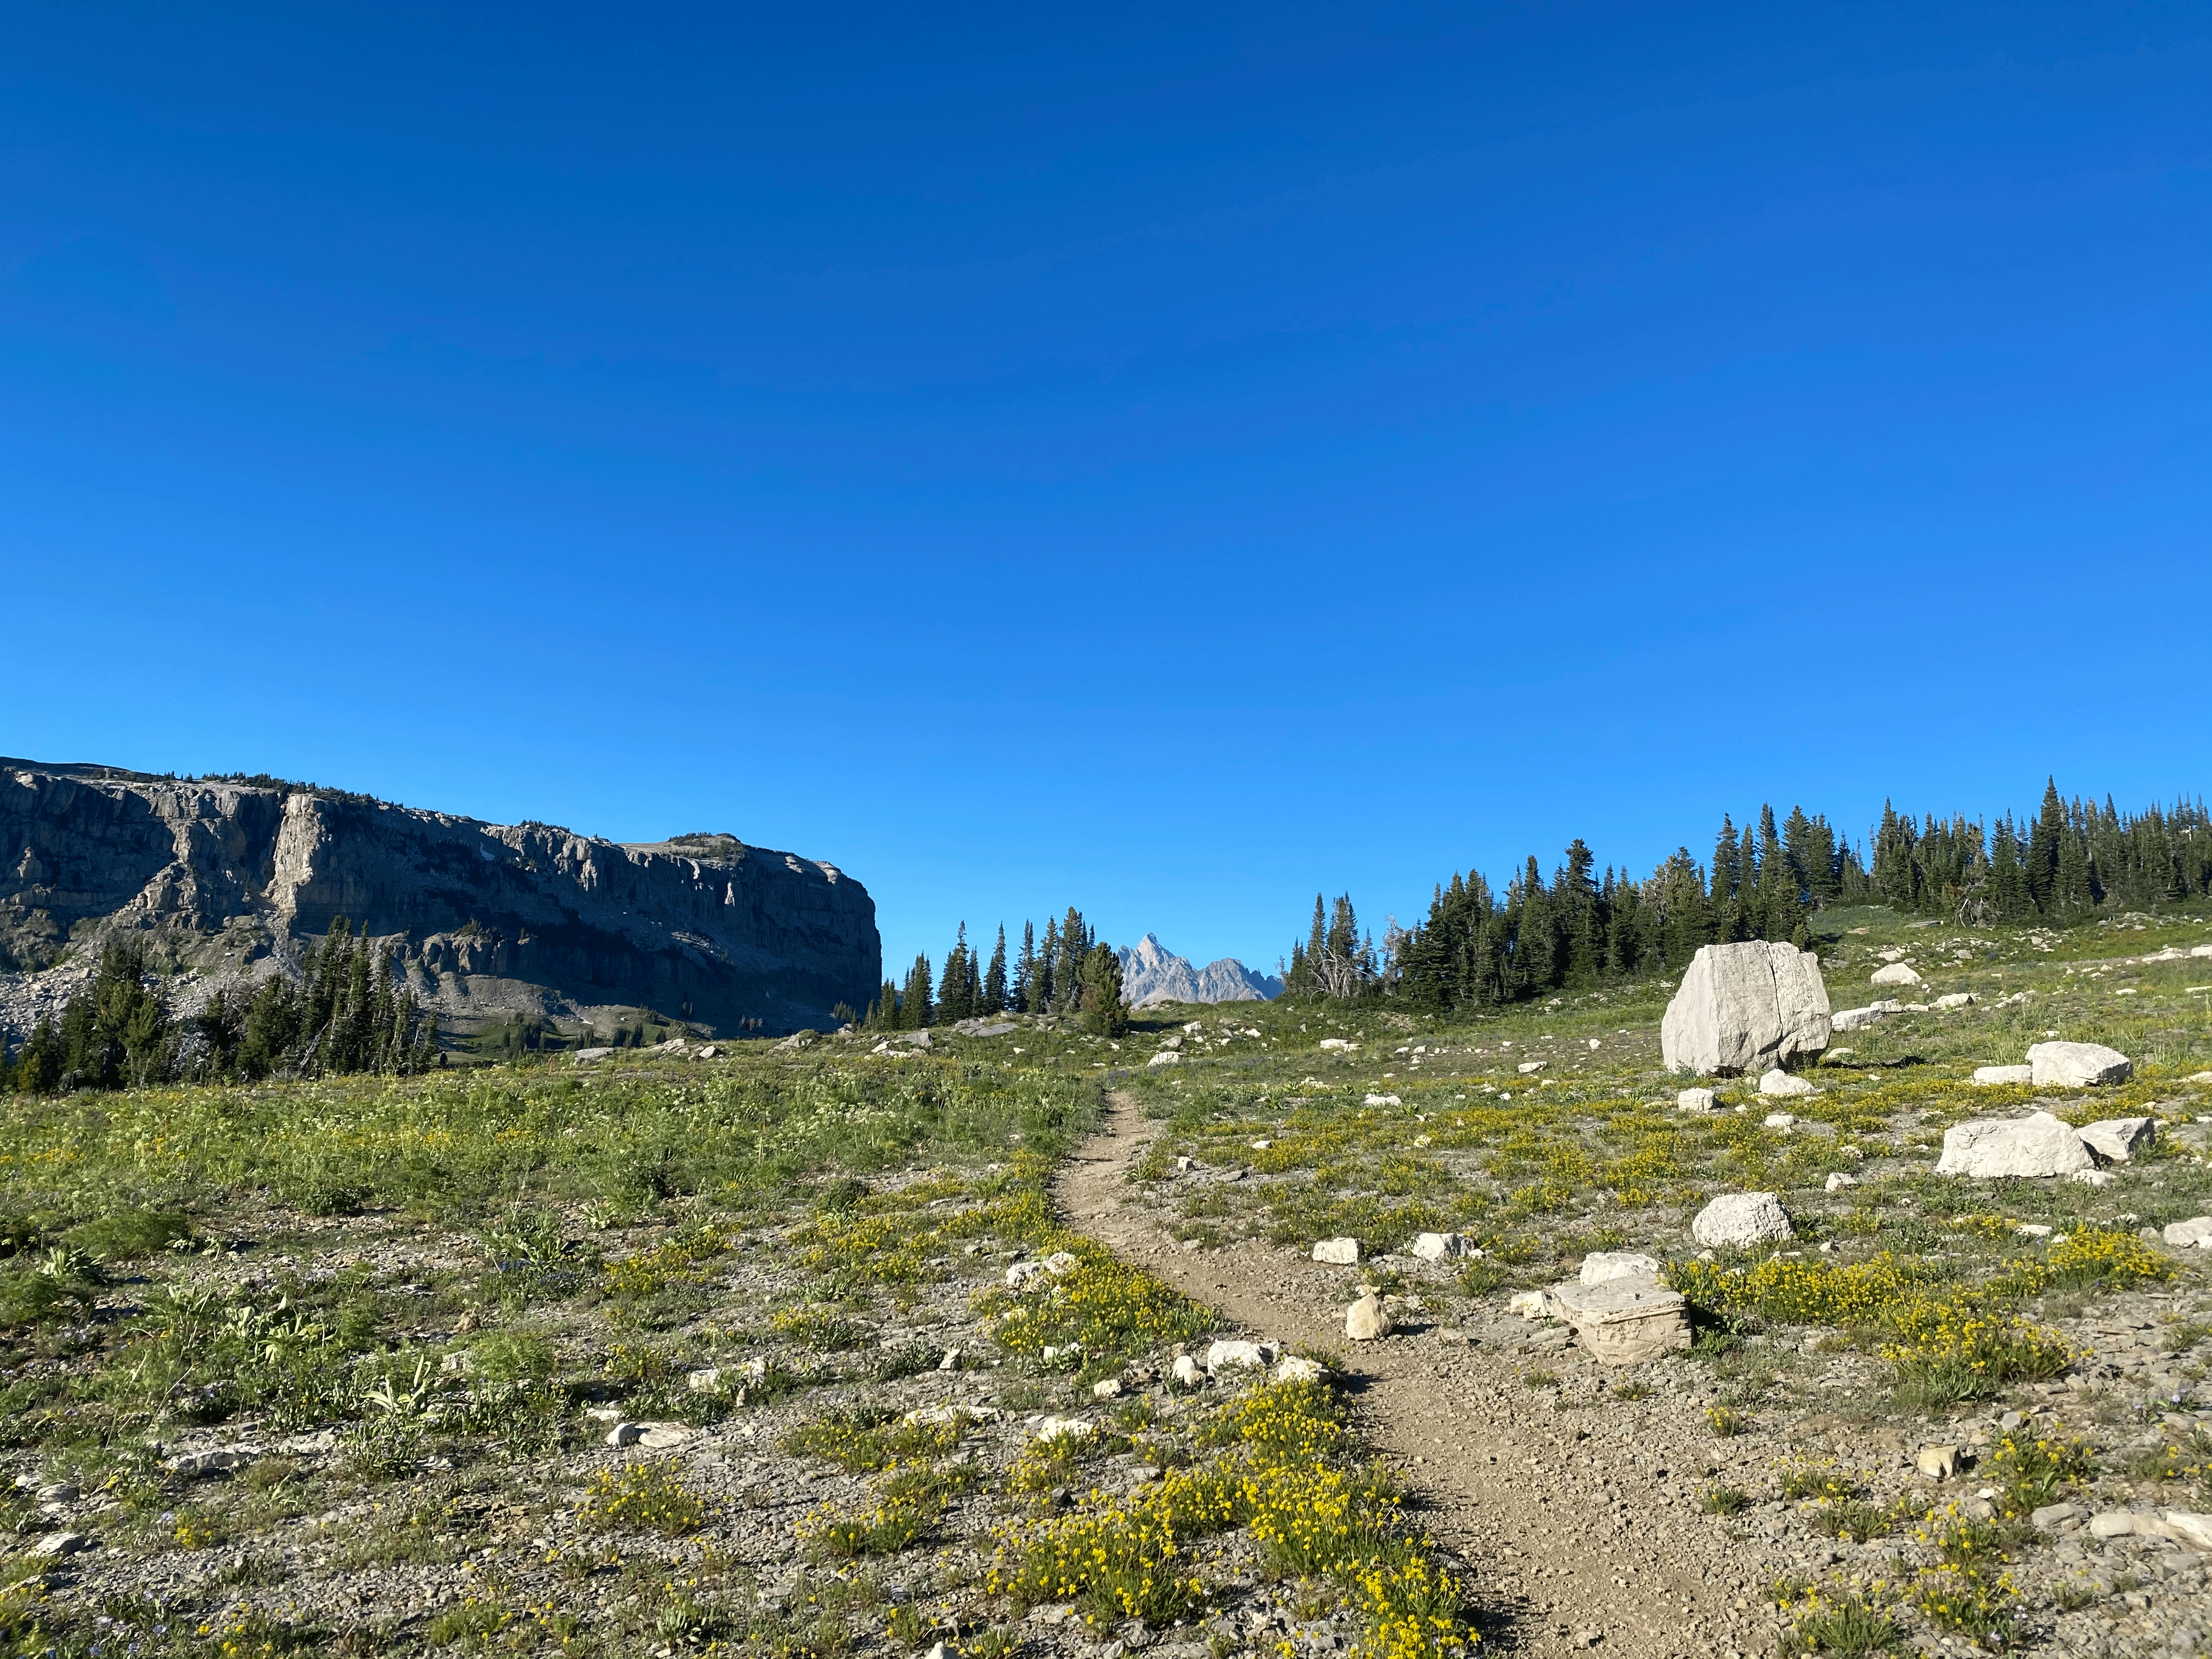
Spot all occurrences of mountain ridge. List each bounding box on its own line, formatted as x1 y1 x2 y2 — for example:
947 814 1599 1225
1116 932 1282 1007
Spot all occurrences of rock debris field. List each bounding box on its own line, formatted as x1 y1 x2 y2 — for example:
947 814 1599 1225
7 904 2212 1658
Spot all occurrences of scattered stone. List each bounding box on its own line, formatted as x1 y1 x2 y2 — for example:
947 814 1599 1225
2163 1511 2212 1551
938 1348 961 1372
638 1423 691 1449
1762 1112 1797 1130
2027 1040 2132 1087
1660 941 1831 1075
1516 1061 1546 1075
1675 1087 1718 1113
1824 1172 1858 1193
1311 1237 1361 1265
685 1367 728 1392
29 1532 88 1558
167 1448 257 1478
1203 1339 1278 1372
1147 1051 1181 1068
1759 1069 1815 1098
2032 1502 2081 1531
2163 1217 2212 1249
1915 1445 1960 1480
1409 1231 1476 1261
1870 963 1922 987
1971 1065 2035 1086
2090 1510 2152 1541
1934 992 1977 1009
1507 1290 1548 1319
1690 1192 1793 1249
2078 1117 2155 1163
1345 1292 1393 1342
1935 1111 2094 1178
1543 1277 1691 1365
1579 1251 1661 1284
1830 1001 1900 1033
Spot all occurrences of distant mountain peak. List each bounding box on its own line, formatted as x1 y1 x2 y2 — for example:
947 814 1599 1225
1116 936 1282 1007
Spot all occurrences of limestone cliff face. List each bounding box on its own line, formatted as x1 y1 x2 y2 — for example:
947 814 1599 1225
0 760 880 1039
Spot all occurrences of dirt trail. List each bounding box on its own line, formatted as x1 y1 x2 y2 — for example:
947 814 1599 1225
1055 1093 1764 1659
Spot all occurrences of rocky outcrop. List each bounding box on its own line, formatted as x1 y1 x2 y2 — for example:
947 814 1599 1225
0 759 879 1040
1934 1111 2095 1178
1660 941 1831 1075
1116 934 1282 1007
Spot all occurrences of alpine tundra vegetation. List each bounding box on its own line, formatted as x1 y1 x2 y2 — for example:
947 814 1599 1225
4 779 2212 1658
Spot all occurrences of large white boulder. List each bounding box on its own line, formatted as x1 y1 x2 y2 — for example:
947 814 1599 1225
2078 1118 2155 1164
1660 942 1831 1076
1934 1111 2093 1178
1870 962 1922 987
1690 1192 1793 1249
2028 1041 2132 1087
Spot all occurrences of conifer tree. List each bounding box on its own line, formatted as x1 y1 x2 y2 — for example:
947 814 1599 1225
901 954 934 1029
1036 918 1059 1013
1078 943 1128 1036
1014 921 1039 1013
937 925 974 1023
983 926 1008 1015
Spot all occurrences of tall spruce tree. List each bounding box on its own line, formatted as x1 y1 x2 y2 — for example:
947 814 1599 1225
983 925 1008 1015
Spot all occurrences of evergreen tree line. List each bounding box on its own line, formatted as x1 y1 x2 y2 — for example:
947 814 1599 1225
5 919 439 1093
864 906 1127 1036
1288 780 2212 1013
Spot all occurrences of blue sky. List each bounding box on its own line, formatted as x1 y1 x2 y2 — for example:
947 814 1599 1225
2 3 2205 980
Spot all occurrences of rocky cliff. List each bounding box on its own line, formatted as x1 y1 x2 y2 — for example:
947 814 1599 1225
0 760 880 1040
1116 933 1282 1008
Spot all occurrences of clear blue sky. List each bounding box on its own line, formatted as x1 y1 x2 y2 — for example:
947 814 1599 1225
3 4 2205 981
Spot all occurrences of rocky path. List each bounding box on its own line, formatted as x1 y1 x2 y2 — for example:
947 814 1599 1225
1054 1093 1773 1658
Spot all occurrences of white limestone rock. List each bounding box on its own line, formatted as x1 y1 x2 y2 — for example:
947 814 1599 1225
1147 1050 1181 1068
1870 963 1923 987
1274 1355 1329 1384
1676 1087 1718 1113
1345 1292 1393 1341
2163 1217 2212 1249
1759 1069 1815 1098
1409 1231 1475 1261
1578 1251 1661 1285
1690 1192 1793 1249
1830 1003 1900 1034
1311 1237 1361 1265
2028 1041 2133 1087
2078 1117 2155 1164
1203 1339 1278 1372
1763 1112 1797 1129
1971 1065 2035 1086
1935 1111 2093 1178
1542 1277 1691 1365
1660 942 1831 1076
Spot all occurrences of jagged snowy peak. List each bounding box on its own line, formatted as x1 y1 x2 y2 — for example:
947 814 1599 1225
1116 933 1282 1007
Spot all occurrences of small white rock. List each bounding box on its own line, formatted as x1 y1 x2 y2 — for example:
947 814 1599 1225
1763 1111 1797 1129
1311 1237 1362 1265
1824 1172 1858 1193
